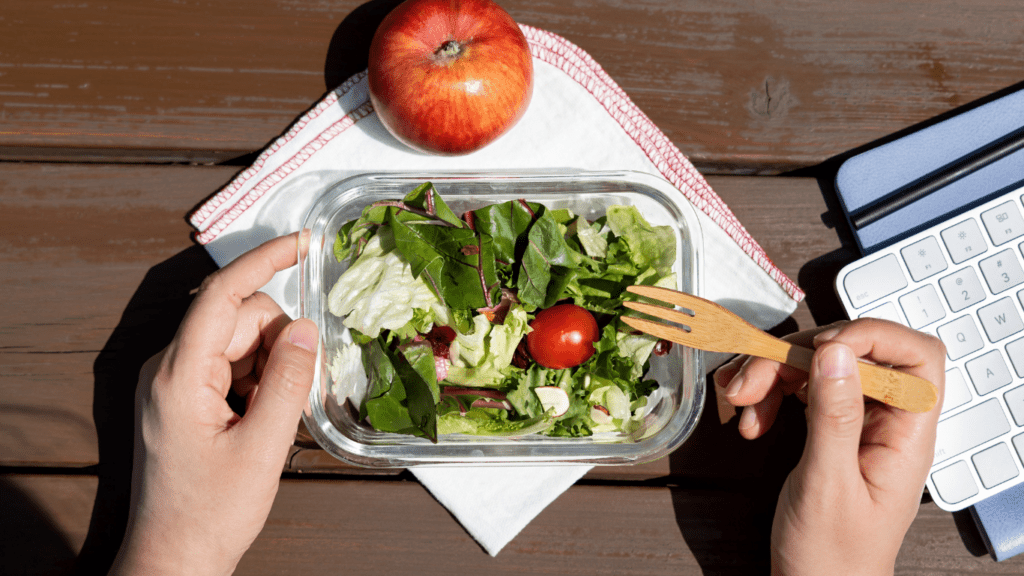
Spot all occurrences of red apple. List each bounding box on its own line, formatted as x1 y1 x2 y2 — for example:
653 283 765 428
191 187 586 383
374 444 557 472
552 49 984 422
367 0 533 155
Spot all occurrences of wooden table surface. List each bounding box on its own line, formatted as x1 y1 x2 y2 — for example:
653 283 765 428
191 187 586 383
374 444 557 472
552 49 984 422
3 1 1024 574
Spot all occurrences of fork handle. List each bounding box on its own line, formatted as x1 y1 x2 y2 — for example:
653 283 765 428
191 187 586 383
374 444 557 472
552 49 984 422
750 338 939 414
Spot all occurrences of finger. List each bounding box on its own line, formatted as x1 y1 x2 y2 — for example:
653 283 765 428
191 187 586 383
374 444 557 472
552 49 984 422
802 342 865 481
736 385 784 439
816 318 946 387
236 318 319 449
816 317 945 440
712 354 744 391
720 354 807 407
228 293 289 383
225 291 291 363
175 232 304 366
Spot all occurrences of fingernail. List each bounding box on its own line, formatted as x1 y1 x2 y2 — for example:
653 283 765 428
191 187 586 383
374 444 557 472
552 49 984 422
813 326 842 346
288 319 318 352
738 405 756 430
724 374 745 398
712 367 730 389
819 344 855 379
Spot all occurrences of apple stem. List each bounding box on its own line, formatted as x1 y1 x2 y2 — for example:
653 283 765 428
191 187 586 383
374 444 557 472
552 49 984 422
436 40 463 60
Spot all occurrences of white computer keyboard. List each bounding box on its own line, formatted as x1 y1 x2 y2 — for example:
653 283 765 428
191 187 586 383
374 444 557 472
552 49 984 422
836 184 1024 512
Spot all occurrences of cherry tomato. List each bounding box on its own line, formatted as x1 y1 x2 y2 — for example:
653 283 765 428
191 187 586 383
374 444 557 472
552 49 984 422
526 304 600 369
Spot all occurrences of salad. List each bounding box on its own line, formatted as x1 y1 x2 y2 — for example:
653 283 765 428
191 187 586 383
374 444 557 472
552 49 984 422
325 182 677 442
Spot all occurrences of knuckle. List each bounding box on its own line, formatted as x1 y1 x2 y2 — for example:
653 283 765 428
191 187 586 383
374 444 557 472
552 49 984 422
197 271 222 294
925 333 947 360
242 290 271 307
265 355 314 400
817 391 863 433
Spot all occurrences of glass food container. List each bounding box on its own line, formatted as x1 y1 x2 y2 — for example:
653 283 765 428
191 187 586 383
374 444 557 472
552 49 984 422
299 170 704 467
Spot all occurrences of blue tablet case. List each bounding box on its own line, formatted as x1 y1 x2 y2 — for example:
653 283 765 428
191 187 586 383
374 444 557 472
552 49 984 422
834 86 1024 254
833 85 1024 562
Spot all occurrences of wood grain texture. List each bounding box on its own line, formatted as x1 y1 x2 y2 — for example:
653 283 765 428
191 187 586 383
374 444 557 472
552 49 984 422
3 1 1021 571
2 0 1022 171
6 474 1024 575
0 164 829 470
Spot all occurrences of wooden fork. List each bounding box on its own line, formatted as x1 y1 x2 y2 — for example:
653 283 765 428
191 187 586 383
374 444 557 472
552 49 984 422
621 285 939 413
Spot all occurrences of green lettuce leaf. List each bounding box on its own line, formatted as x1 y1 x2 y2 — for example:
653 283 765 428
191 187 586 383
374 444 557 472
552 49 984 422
605 205 676 278
437 410 552 436
445 306 530 388
327 235 450 339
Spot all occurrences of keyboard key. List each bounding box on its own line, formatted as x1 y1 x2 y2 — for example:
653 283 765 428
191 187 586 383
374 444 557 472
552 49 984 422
982 201 1024 246
941 219 989 264
858 302 904 325
898 284 946 329
978 297 1024 342
942 367 972 414
842 254 908 309
1005 385 1024 426
1014 434 1024 465
980 249 1024 294
1006 337 1024 377
972 442 1019 489
965 350 1013 396
900 236 948 281
937 315 985 361
933 398 1010 465
939 268 986 313
931 461 979 505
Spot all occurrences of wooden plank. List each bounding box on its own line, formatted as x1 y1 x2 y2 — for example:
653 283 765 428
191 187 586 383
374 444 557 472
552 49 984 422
7 473 1024 574
0 163 228 467
0 163 832 471
2 1 1022 171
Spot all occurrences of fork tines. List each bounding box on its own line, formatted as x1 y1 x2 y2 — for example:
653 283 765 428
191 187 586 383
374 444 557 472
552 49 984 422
621 300 694 328
625 284 701 309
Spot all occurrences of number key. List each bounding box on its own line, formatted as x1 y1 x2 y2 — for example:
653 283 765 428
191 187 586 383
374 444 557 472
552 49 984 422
939 268 986 312
980 249 1024 294
898 284 946 329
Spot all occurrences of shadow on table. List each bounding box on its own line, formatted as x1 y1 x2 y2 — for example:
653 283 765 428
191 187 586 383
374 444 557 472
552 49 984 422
72 246 216 575
323 0 404 92
668 371 807 574
0 478 78 576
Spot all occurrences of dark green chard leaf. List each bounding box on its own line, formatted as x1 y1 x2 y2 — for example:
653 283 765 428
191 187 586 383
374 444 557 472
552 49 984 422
361 339 412 431
388 208 500 309
402 182 465 228
333 195 424 263
362 338 440 442
516 208 580 308
470 199 539 266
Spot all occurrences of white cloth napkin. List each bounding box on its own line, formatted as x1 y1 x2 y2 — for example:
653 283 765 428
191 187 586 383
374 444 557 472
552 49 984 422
189 25 803 556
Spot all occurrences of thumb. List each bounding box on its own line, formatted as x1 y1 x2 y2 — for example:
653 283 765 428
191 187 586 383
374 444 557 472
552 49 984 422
239 317 319 447
801 342 865 481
